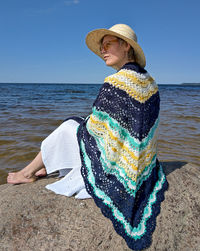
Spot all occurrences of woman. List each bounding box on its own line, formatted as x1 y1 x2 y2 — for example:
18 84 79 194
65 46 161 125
7 24 168 250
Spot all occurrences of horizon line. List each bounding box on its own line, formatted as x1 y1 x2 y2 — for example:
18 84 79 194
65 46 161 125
0 82 200 86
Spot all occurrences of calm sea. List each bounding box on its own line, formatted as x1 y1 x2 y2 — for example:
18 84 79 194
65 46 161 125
0 83 199 184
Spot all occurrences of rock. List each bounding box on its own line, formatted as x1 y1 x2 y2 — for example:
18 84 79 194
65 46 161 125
0 162 200 251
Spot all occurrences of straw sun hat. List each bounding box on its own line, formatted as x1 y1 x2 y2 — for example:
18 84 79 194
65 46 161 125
86 24 146 68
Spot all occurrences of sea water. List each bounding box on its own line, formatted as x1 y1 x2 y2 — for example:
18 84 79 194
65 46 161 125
0 83 199 184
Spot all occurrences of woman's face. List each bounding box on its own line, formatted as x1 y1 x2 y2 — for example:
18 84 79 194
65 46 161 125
100 35 130 70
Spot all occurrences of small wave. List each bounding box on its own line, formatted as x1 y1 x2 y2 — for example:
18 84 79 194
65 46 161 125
175 115 200 122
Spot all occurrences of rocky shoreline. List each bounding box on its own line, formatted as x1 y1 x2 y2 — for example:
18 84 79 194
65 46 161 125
0 161 200 251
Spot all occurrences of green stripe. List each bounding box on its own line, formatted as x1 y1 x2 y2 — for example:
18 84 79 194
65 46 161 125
87 110 158 195
80 140 166 239
88 125 158 196
91 107 159 151
100 154 157 197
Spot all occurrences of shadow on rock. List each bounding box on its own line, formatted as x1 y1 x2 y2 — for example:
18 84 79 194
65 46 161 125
161 161 188 176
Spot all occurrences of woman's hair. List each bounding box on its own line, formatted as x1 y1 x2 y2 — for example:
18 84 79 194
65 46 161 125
118 38 135 61
100 36 135 61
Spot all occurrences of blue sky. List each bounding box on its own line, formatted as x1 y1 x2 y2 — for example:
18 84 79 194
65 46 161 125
0 0 199 84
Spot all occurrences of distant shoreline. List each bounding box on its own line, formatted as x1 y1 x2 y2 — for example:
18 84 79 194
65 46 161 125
180 83 200 86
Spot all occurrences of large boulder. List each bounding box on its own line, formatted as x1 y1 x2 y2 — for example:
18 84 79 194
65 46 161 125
0 162 200 251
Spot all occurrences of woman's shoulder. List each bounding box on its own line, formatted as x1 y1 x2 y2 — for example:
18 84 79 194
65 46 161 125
122 62 147 74
104 62 158 104
104 62 155 87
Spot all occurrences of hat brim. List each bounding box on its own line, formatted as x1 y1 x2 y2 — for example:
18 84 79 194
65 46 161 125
86 28 146 68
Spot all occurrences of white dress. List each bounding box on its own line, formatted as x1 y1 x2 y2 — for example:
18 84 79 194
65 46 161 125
41 119 91 199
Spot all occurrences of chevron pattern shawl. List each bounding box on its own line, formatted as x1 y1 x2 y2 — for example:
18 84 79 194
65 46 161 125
76 62 168 250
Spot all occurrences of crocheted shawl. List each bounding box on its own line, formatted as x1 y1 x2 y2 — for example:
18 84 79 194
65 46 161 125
76 62 168 250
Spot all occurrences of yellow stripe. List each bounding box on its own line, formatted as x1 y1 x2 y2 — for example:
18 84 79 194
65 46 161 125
88 115 158 181
90 115 139 161
104 76 158 103
111 147 117 152
122 155 139 170
89 115 157 162
89 115 157 171
89 116 139 171
116 71 155 86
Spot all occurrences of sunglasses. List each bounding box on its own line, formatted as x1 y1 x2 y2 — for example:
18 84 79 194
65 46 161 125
100 38 119 52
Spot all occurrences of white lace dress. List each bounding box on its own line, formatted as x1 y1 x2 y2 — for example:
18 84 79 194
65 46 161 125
41 119 91 199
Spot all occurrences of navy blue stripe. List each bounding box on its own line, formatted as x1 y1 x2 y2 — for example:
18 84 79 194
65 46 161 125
78 127 159 224
78 125 168 250
121 62 147 74
93 82 160 141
